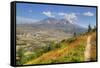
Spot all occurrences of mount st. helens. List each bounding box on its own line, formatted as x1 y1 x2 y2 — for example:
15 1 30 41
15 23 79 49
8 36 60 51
17 17 86 34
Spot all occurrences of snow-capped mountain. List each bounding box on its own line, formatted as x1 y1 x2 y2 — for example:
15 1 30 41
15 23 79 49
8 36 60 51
32 17 86 33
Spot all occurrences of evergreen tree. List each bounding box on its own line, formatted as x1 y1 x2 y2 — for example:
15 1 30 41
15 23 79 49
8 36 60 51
88 24 92 32
73 32 76 37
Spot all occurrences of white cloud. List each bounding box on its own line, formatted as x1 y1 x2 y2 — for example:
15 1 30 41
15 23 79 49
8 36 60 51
42 11 55 18
83 12 94 16
58 12 77 24
58 13 66 16
29 10 32 13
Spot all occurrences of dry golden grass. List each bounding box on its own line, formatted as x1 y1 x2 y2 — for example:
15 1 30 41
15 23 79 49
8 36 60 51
24 35 88 65
24 31 97 65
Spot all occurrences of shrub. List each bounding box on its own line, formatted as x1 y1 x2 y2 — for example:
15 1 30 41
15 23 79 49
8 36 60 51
67 37 76 43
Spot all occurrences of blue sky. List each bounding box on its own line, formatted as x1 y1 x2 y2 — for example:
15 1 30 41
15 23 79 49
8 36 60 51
16 3 96 28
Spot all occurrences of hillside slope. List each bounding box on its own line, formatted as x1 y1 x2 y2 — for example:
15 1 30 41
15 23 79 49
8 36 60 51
24 31 96 65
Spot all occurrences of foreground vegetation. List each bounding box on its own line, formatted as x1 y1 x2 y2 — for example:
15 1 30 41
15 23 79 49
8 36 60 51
16 25 97 65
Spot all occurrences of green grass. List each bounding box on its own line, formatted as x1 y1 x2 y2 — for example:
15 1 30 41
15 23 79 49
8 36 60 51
26 41 86 64
44 42 86 63
16 41 61 65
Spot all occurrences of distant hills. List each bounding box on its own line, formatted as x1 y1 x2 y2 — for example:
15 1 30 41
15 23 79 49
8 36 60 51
17 17 87 34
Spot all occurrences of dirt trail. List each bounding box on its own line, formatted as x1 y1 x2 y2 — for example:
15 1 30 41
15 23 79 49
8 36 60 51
84 36 91 61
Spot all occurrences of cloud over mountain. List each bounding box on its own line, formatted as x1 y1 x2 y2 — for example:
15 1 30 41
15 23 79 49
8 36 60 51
42 11 55 18
83 12 94 16
58 13 77 24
